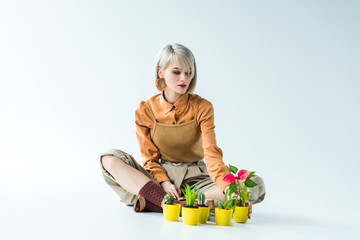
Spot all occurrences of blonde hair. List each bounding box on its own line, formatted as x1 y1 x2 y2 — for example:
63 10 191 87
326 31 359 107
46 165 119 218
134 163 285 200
155 43 197 93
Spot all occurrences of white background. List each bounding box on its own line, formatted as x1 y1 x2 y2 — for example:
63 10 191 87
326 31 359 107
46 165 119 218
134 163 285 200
1 0 359 239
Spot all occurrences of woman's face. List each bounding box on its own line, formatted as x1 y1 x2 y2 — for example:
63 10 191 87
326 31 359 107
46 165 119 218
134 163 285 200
158 59 193 97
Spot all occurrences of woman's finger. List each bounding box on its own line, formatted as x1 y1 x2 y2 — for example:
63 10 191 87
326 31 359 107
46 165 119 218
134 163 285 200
168 186 175 197
167 188 174 196
172 186 180 198
177 188 182 196
246 200 253 219
172 189 178 198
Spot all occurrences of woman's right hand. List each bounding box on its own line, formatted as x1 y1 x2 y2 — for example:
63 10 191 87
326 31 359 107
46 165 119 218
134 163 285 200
161 181 181 198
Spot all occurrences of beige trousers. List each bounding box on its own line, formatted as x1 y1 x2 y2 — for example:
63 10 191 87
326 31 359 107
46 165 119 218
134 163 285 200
100 148 265 205
100 149 217 205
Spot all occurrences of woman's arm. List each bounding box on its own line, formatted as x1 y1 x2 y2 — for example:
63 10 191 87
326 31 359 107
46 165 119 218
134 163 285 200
135 101 170 183
135 101 181 197
197 99 231 193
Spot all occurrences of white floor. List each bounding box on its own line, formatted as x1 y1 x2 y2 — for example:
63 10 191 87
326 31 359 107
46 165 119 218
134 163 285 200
1 176 359 240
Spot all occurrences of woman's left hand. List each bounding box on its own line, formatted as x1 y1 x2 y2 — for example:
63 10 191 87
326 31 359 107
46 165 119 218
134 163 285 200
245 200 252 219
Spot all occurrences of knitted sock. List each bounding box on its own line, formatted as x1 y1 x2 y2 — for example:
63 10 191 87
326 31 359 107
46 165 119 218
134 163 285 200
134 181 166 213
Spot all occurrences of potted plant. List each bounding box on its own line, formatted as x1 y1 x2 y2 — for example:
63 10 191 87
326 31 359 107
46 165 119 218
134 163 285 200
181 184 199 225
214 187 238 226
197 193 209 224
224 165 258 223
162 193 181 221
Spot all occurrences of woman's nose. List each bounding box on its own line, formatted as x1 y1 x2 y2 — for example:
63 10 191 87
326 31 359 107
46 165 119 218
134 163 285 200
180 74 185 81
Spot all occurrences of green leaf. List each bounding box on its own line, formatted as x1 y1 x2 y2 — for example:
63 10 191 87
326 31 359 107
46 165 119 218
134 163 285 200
215 198 225 209
224 197 238 210
229 165 238 174
215 198 223 204
181 184 200 206
247 171 255 179
181 188 186 196
182 184 193 206
245 179 257 188
243 193 249 207
239 181 246 190
229 198 239 212
229 183 237 195
240 191 248 207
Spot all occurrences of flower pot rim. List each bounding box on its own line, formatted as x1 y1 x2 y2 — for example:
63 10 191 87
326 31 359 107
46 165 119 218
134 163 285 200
198 206 209 208
164 203 181 206
183 206 199 209
216 208 232 211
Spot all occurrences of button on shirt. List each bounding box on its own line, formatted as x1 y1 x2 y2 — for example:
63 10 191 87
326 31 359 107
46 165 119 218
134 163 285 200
135 91 231 192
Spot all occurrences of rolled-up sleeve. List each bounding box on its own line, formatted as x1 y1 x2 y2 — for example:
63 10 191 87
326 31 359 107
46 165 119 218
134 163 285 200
135 101 170 183
197 99 231 192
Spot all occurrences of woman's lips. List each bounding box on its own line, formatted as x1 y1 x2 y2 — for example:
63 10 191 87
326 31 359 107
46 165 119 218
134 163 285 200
178 85 187 88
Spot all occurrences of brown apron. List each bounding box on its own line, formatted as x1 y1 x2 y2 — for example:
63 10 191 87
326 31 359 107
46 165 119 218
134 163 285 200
144 98 216 190
145 98 204 163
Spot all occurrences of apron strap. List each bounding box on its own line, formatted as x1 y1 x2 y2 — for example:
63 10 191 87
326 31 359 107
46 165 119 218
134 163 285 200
145 101 157 123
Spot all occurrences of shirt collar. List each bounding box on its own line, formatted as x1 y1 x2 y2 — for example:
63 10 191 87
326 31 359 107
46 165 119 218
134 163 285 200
160 91 189 114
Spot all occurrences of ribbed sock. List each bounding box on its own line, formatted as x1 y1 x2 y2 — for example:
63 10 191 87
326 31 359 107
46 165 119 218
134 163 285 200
134 181 166 212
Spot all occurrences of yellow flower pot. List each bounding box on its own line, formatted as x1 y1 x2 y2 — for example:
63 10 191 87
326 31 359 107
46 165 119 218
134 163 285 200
198 206 210 224
163 203 181 221
182 207 199 225
215 208 232 226
233 206 249 223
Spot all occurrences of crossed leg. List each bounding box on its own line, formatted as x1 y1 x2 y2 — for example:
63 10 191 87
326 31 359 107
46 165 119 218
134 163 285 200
101 155 151 195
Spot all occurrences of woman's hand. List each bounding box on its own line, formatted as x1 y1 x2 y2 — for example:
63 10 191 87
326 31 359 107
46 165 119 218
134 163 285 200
161 181 181 198
245 200 252 219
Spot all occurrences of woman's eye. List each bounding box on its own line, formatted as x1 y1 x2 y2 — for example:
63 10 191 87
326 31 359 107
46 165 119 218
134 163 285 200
172 71 191 75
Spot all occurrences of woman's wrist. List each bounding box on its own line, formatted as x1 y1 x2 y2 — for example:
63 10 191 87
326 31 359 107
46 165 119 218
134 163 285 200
161 181 172 190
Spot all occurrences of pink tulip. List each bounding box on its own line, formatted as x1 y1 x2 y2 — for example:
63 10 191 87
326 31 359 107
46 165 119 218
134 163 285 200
238 169 249 180
223 174 236 183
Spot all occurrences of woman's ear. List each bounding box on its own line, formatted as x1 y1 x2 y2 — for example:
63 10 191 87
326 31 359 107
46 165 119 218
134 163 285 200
158 67 164 78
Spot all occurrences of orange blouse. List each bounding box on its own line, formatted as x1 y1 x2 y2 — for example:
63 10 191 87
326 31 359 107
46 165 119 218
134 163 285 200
135 91 231 192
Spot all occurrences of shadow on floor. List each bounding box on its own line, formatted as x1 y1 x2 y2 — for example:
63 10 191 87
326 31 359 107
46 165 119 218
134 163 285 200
253 212 328 227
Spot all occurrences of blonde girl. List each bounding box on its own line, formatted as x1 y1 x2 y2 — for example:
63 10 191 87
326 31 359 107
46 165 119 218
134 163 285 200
100 43 265 213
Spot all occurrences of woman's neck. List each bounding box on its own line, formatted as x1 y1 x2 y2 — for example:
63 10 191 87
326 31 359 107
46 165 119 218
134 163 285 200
163 90 182 104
